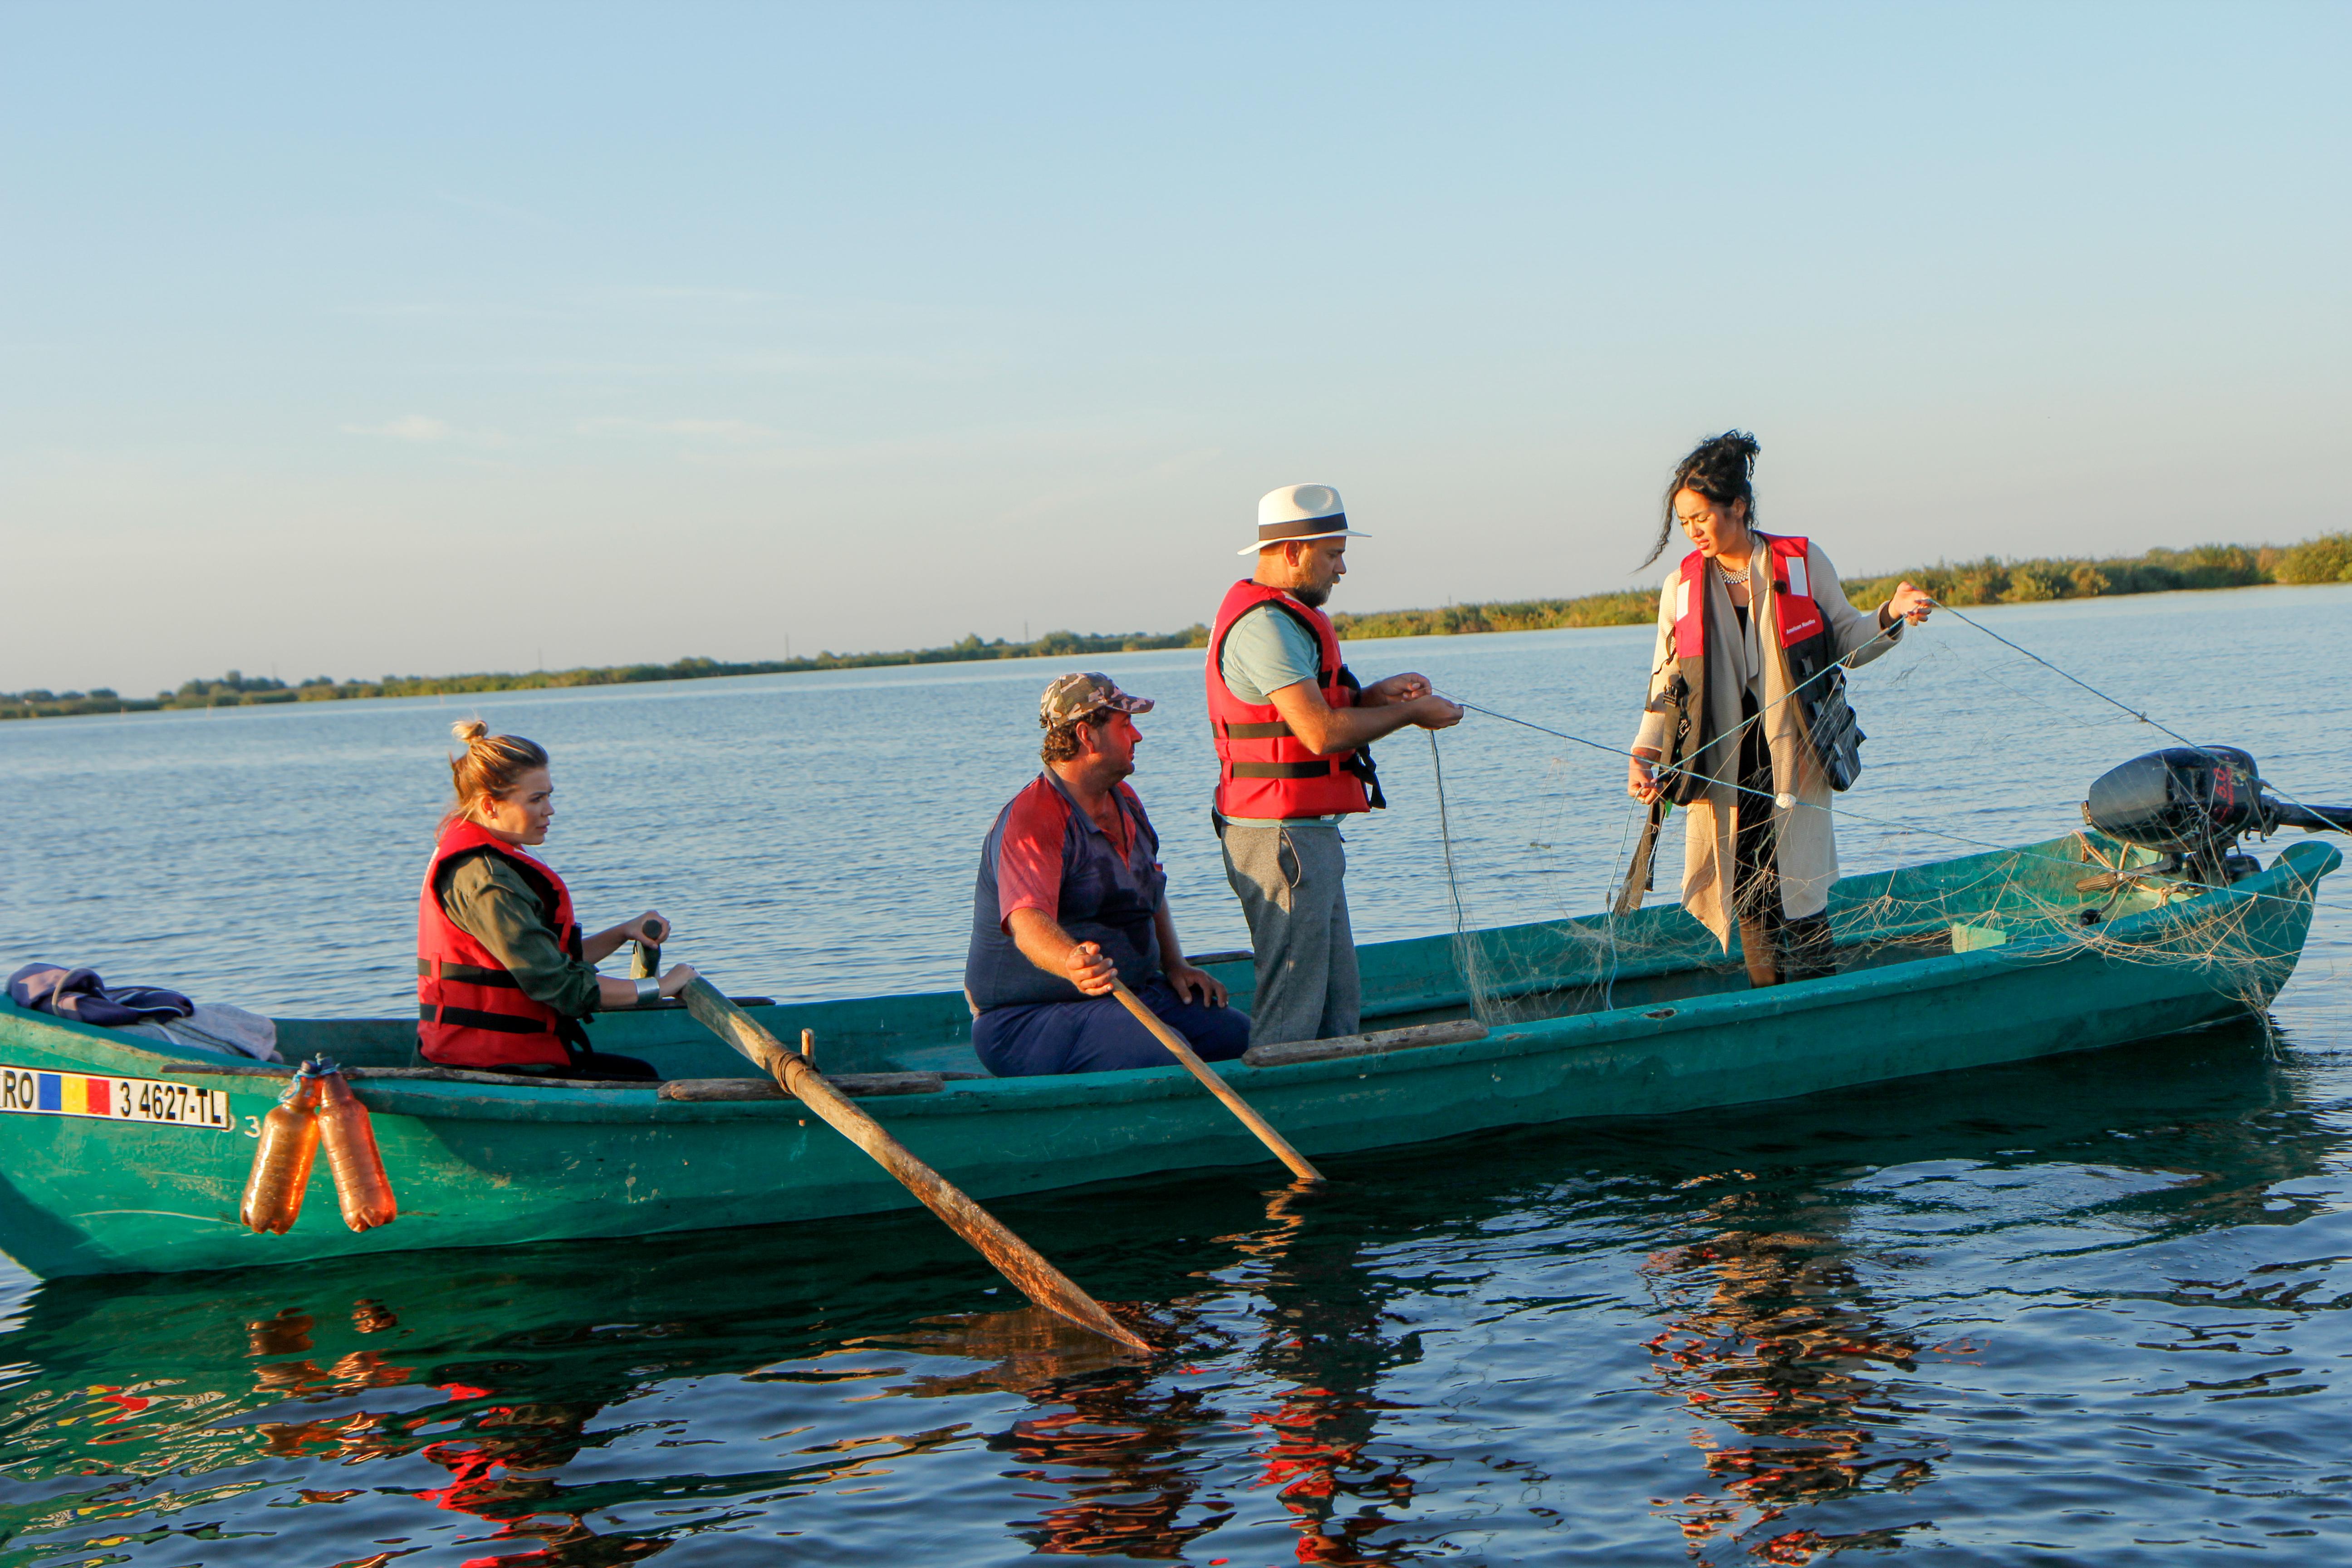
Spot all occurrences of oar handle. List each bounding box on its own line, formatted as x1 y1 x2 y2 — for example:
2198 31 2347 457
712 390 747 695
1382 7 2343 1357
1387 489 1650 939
678 977 1149 1354
631 916 668 981
1106 978 1323 1185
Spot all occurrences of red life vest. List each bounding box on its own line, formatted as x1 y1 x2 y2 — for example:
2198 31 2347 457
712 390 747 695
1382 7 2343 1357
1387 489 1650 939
1673 532 1829 652
1657 534 1846 804
1205 579 1385 819
415 820 584 1068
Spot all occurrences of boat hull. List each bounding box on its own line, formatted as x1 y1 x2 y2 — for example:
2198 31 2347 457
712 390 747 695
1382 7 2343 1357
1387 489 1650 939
0 837 2334 1278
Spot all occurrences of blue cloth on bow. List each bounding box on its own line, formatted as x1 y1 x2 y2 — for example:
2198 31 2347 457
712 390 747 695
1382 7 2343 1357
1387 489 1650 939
6 963 195 1027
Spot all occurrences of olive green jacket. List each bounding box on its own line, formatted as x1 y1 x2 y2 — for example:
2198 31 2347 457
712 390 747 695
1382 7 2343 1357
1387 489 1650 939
435 851 603 1018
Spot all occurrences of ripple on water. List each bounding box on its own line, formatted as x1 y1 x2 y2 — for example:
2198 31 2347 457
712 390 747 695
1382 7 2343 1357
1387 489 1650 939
0 1028 2339 1563
5 590 2352 1562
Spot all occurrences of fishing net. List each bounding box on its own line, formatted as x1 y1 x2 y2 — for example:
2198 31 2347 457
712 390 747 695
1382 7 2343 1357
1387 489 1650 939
1401 601 2350 1043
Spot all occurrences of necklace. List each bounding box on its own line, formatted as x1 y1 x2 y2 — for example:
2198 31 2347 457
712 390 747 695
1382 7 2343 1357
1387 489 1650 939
1712 553 1751 587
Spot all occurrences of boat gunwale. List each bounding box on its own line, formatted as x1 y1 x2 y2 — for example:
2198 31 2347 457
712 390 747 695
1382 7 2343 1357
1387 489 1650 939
4 836 2331 1127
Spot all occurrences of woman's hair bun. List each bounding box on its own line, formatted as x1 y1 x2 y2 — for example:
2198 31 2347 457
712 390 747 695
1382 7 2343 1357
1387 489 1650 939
441 721 550 827
1641 429 1763 568
1680 430 1760 489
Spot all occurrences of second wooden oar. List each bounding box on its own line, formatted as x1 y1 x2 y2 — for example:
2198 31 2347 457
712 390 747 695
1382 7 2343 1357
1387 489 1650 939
679 978 1150 1354
1613 798 1667 916
1105 977 1323 1185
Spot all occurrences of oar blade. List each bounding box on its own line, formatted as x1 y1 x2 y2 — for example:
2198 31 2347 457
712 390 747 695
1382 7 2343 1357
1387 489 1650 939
680 980 1150 1355
1106 979 1323 1184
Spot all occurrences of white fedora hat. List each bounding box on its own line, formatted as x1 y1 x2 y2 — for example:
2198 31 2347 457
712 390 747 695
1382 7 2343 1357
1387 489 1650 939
1238 483 1372 556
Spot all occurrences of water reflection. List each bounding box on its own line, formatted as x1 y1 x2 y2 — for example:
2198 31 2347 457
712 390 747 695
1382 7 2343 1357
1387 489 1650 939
871 1306 1226 1558
405 1388 673 1567
989 1358 1226 1556
1607 1017 2337 1565
0 1021 2344 1563
871 1180 1436 1562
1642 1219 1937 1562
1229 1183 1427 1565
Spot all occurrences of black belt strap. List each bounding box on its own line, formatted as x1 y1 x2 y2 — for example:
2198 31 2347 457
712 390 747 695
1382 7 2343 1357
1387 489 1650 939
420 1003 554 1035
1231 760 1337 779
1220 720 1296 740
417 958 522 989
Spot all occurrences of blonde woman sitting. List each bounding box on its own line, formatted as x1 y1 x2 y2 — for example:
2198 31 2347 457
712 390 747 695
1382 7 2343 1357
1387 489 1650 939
416 720 696 1079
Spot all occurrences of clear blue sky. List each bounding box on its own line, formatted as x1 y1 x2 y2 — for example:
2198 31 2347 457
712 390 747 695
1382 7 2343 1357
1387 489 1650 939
3 2 2344 695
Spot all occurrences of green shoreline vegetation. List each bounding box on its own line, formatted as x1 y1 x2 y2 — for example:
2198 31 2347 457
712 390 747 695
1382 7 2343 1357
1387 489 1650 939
8 533 2349 723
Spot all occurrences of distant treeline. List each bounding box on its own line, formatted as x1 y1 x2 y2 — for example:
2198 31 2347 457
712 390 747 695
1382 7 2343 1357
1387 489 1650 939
0 629 1210 720
8 532 2349 722
1326 534 2352 642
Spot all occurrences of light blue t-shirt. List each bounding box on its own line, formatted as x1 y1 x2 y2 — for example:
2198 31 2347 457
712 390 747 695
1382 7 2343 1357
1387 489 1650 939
1218 603 1322 705
1218 603 1341 828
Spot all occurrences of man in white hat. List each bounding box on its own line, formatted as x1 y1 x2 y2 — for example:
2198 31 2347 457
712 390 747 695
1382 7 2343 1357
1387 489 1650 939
1204 484 1463 1045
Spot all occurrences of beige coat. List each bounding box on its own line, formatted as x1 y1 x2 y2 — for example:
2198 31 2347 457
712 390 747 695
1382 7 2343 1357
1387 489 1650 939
1631 539 1900 946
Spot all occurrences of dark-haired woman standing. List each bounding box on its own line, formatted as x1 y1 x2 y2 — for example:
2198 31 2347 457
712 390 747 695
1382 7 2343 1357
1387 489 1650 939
416 720 697 1078
1627 433 1934 986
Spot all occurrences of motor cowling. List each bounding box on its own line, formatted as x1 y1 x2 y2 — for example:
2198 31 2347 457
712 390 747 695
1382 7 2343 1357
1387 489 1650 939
2082 747 2352 879
2082 746 2266 854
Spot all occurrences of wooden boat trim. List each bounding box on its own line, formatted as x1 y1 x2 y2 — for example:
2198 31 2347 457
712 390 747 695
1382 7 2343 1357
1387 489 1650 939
157 1062 654 1089
1242 1019 1488 1068
660 1073 950 1101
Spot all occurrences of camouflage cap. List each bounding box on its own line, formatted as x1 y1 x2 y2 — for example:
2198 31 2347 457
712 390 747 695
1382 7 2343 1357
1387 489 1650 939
1039 671 1154 726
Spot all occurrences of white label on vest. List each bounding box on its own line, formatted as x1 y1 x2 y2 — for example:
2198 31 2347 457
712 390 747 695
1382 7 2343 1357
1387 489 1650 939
0 1064 235 1130
1674 578 1690 622
1784 554 1809 599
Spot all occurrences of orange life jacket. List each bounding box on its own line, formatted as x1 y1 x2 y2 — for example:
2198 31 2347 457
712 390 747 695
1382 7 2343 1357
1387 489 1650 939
415 820 583 1069
1205 579 1385 819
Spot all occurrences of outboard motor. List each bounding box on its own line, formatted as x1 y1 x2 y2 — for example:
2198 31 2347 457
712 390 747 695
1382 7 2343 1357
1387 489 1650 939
2082 746 2352 883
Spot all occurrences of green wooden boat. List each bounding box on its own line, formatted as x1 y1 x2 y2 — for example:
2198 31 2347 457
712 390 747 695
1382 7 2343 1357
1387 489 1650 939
0 832 2336 1281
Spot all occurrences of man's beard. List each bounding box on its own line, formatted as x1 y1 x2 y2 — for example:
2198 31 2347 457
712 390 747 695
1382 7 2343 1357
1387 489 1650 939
1291 583 1330 608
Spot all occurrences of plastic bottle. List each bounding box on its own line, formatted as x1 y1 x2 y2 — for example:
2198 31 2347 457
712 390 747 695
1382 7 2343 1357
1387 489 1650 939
309 1059 398 1232
239 1074 320 1234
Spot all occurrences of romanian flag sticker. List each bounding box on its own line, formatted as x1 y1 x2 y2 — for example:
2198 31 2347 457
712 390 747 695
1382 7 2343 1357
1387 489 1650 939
0 1066 234 1131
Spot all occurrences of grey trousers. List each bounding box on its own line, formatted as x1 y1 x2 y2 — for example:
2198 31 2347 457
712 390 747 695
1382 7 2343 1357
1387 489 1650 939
1220 822 1360 1046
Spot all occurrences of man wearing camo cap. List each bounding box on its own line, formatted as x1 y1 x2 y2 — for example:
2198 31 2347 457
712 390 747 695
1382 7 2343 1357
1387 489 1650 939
962 672 1251 1076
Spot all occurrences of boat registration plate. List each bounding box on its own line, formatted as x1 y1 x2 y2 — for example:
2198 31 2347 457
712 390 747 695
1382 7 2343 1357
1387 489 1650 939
0 1065 235 1131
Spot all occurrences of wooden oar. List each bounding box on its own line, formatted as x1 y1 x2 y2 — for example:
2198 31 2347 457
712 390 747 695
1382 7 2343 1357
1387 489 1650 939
679 978 1150 1354
1105 977 1323 1185
1613 798 1666 916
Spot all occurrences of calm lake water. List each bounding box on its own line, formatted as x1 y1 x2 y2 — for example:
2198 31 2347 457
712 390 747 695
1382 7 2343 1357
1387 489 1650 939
4 583 2351 1565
